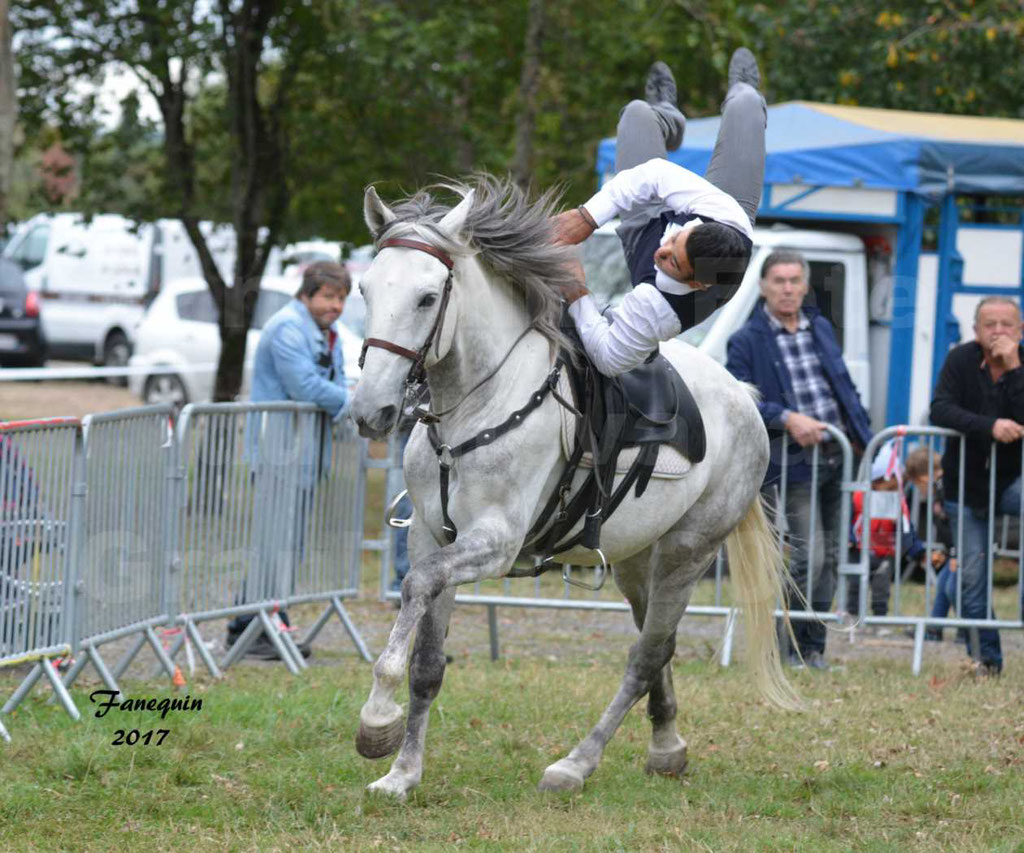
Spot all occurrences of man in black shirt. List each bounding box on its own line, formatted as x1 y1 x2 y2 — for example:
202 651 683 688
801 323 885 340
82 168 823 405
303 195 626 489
930 296 1024 675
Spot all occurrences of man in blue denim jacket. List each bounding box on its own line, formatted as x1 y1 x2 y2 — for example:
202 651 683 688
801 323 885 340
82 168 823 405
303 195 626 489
227 261 350 659
251 261 350 416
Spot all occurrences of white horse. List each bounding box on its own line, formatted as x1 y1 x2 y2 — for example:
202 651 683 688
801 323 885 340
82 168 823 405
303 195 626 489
350 177 797 799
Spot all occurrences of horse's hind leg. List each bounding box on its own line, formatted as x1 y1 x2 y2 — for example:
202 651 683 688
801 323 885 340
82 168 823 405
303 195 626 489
644 663 688 777
366 585 455 799
538 546 700 792
613 549 689 776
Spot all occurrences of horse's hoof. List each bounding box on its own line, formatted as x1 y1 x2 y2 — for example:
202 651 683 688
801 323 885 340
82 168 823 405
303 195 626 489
645 743 688 777
355 716 405 759
366 776 410 800
537 760 585 793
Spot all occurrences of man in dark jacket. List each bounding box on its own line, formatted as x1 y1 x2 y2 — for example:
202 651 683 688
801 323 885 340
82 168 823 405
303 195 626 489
727 249 872 669
930 296 1024 675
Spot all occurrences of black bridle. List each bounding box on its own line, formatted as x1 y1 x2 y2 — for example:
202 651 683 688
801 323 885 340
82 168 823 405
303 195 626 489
357 237 456 392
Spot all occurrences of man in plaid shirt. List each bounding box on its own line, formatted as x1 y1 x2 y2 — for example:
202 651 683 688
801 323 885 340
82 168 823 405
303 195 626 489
726 250 873 670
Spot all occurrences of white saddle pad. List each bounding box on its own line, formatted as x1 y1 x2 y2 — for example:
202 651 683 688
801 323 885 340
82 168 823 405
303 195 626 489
557 372 692 480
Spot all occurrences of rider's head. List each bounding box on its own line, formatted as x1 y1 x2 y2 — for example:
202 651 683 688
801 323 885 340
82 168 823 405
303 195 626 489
654 221 751 289
297 261 351 329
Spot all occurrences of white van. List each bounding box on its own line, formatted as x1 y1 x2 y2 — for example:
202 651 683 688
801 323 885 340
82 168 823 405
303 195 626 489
1 213 279 367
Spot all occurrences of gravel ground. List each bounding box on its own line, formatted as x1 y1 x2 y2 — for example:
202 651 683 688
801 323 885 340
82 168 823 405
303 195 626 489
0 378 141 421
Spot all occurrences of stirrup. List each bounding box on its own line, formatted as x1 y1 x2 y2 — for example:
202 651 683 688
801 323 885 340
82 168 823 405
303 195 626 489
556 549 608 591
384 489 412 529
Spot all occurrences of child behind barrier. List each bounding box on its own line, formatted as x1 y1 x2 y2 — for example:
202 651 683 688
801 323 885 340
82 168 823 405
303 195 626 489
905 447 958 642
847 442 945 623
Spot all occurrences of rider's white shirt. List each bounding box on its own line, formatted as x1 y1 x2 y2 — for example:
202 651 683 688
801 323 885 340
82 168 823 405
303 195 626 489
582 157 753 240
568 158 752 377
568 284 682 377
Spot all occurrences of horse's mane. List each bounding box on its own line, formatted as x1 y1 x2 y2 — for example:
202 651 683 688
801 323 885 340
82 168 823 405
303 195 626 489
374 175 579 357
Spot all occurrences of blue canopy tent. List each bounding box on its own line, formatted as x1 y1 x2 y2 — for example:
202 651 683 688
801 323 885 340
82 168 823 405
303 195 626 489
596 102 1024 423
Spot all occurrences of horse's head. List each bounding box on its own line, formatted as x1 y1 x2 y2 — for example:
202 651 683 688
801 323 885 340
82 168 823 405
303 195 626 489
350 186 474 439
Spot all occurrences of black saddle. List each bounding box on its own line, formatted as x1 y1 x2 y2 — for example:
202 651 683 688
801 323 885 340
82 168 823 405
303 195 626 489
518 312 705 570
610 351 705 461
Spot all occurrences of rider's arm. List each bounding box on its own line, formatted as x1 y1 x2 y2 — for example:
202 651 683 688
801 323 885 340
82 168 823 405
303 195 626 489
568 284 682 377
581 158 752 238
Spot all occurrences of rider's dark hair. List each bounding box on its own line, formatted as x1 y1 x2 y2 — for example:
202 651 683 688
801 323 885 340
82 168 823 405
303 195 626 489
685 222 751 288
296 261 351 299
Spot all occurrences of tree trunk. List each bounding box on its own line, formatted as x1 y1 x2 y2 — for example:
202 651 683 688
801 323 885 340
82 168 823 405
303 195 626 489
0 0 18 227
511 0 544 192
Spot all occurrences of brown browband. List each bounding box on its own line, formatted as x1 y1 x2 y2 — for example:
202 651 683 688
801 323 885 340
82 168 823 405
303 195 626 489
378 237 454 270
361 337 420 363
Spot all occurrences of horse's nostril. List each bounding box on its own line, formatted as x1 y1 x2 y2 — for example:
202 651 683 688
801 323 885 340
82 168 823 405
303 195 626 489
378 405 398 431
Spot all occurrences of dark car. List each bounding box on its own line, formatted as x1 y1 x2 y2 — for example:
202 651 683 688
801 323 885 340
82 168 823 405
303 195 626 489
0 257 47 367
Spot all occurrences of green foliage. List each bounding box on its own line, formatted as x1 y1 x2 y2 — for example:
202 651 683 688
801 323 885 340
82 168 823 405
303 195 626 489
11 0 1023 247
742 0 1024 117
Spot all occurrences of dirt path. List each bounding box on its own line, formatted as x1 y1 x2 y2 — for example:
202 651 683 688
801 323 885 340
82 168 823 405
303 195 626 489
0 379 141 421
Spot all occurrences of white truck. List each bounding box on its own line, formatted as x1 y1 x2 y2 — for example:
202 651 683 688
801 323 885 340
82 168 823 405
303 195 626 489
1 213 279 368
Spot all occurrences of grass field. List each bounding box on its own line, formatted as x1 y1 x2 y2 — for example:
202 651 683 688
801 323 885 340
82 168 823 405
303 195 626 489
4 384 1024 849
2 645 1023 851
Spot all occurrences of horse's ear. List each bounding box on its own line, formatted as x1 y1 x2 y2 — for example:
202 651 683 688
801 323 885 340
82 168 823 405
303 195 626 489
364 186 396 237
437 189 475 239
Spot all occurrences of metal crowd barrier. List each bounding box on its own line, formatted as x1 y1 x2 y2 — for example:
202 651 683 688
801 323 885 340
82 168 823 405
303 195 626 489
56 406 179 700
0 402 374 741
159 402 370 679
378 423 855 665
855 426 1024 674
0 418 85 737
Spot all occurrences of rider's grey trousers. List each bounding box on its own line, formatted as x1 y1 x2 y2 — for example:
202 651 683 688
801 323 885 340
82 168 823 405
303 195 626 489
614 83 766 259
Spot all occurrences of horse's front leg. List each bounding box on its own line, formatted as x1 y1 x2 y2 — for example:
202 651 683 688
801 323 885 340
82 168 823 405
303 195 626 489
356 518 519 775
365 583 455 799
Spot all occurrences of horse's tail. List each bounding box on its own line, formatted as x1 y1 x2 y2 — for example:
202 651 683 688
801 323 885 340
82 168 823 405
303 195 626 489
725 494 803 711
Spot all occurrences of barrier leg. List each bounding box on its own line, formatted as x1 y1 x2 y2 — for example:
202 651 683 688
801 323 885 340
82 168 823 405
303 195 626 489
113 633 147 680
86 646 122 697
3 663 44 714
967 627 981 663
0 717 10 743
488 604 500 662
720 608 738 667
278 628 308 672
185 619 222 680
258 609 301 675
47 644 119 706
220 614 263 670
41 656 81 722
56 653 91 695
146 626 178 680
332 596 372 662
298 603 333 647
911 622 926 677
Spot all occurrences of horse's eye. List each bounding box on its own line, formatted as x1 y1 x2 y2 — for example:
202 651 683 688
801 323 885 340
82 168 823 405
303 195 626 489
418 294 437 309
